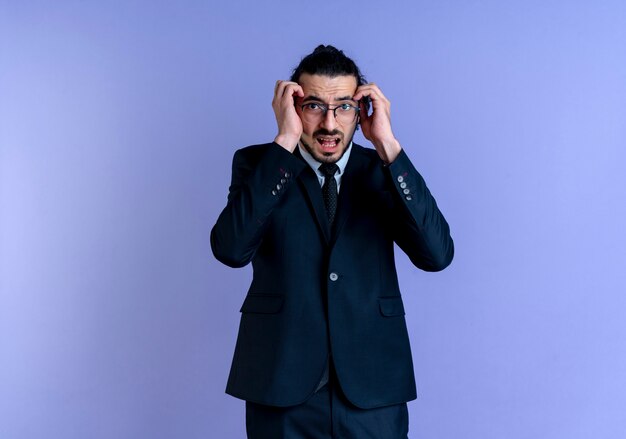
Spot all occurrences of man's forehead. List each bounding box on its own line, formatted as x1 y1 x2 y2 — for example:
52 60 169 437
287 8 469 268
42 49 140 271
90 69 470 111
298 74 358 99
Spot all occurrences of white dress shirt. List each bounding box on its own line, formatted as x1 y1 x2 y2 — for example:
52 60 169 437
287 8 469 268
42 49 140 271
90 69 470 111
297 142 353 193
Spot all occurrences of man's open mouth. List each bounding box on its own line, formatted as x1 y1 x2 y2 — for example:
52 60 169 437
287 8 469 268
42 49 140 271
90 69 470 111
317 137 341 149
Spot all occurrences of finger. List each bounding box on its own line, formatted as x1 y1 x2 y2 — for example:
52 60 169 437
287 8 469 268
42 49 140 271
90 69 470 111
273 84 296 113
353 88 377 107
295 84 304 98
281 83 304 99
274 80 294 100
275 81 295 97
352 85 368 102
354 83 387 104
275 80 291 99
274 80 294 96
273 81 287 106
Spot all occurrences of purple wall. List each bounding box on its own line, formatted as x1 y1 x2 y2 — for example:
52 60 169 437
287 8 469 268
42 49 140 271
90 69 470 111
2 1 625 437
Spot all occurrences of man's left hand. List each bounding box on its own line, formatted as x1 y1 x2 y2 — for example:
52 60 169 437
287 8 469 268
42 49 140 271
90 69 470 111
353 83 402 164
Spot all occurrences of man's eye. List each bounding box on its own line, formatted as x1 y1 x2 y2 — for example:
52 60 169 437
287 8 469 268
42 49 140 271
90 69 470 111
339 104 352 111
305 103 322 111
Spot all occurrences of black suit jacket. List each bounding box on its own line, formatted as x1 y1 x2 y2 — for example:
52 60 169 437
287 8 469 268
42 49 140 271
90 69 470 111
211 142 453 409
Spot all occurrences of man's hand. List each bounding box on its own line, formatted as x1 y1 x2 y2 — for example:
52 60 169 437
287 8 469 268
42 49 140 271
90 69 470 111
272 80 304 152
353 83 402 164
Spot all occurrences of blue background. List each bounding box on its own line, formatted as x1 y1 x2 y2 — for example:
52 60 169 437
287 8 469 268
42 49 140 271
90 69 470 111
2 1 626 437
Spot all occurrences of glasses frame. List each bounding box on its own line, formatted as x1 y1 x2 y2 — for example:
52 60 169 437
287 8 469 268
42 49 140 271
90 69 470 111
299 102 360 123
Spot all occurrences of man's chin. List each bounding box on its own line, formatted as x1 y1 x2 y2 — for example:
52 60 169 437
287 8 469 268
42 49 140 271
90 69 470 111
303 141 349 164
318 152 341 163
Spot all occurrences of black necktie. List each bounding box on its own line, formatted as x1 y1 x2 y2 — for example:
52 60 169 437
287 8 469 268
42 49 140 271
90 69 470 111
319 163 339 225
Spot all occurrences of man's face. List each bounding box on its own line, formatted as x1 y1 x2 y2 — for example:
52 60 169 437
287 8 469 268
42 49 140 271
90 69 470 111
296 73 359 164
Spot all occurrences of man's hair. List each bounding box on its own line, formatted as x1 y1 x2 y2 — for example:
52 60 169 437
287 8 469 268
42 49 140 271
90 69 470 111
290 45 366 87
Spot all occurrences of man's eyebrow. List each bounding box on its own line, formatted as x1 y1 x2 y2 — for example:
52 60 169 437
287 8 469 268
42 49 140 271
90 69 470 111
301 95 357 103
334 95 356 102
302 95 324 103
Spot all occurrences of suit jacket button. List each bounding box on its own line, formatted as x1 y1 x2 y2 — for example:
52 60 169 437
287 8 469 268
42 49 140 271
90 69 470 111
405 195 413 201
403 188 410 194
284 172 291 178
276 184 282 190
329 272 339 281
272 190 277 196
280 178 287 184
400 182 407 189
397 175 404 183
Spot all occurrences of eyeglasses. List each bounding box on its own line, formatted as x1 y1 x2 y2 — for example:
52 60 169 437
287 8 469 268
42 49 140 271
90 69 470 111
300 102 360 124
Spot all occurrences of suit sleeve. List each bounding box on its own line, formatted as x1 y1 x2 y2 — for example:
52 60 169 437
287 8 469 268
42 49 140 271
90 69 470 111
210 143 307 268
385 149 454 272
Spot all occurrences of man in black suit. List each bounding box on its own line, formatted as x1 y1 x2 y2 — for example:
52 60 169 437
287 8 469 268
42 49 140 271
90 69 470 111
211 45 454 438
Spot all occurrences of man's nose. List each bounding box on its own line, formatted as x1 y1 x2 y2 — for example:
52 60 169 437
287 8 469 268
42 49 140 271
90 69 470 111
320 108 338 130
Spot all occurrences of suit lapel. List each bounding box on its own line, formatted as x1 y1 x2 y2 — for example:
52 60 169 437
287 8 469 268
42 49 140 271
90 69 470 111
295 148 331 244
331 144 366 245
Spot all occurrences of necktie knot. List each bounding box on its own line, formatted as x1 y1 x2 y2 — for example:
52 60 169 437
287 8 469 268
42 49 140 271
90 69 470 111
318 163 339 178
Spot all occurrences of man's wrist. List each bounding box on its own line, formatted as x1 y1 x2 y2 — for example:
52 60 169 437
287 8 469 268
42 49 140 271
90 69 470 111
377 138 402 164
274 134 300 152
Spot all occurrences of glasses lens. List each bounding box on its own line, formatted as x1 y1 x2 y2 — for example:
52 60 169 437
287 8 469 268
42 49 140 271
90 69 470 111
336 106 357 123
302 104 323 122
301 104 357 123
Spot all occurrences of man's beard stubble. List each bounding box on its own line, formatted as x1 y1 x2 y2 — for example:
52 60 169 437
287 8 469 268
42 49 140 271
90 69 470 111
301 127 357 164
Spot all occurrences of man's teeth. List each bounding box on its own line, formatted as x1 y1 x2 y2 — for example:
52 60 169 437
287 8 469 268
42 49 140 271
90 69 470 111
318 138 339 147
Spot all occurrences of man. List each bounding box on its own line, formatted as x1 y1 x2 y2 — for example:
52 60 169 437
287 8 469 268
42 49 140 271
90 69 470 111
211 45 454 438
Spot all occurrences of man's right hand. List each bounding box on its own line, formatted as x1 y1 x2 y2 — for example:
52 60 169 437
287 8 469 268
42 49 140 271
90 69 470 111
272 80 304 152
